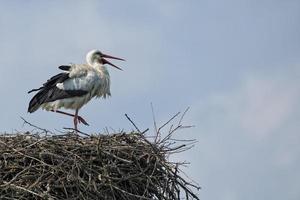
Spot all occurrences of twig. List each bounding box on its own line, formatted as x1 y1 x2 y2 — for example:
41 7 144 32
151 103 159 139
124 113 142 134
4 182 44 198
62 127 90 137
20 116 52 135
1 166 31 187
178 107 190 127
157 111 181 141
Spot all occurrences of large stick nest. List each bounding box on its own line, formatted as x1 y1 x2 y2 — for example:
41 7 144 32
0 112 199 199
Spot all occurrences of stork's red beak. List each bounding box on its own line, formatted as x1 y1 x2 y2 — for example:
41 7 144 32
101 53 125 70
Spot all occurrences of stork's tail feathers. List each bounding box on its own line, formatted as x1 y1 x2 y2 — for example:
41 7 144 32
27 72 70 113
28 103 40 113
28 90 46 113
28 86 88 113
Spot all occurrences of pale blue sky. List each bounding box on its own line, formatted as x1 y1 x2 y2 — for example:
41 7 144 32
0 1 299 199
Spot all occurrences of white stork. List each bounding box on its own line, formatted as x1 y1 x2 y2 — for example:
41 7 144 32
28 49 125 131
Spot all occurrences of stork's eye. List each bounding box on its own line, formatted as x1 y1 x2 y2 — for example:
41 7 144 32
95 52 102 56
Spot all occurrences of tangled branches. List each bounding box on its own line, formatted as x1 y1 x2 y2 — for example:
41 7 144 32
0 110 199 199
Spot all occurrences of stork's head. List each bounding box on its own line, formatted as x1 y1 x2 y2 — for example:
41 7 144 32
86 49 125 70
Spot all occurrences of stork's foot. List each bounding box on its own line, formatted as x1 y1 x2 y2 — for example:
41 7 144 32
77 116 89 126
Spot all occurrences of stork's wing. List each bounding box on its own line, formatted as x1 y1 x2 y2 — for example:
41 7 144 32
28 71 88 113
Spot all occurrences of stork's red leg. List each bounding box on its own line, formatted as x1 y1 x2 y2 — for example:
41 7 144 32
50 110 89 125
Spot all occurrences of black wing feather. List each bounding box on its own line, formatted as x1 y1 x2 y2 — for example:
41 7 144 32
28 72 88 113
58 65 71 71
28 73 68 94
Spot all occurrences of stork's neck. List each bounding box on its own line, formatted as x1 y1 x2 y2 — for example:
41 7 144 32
87 58 100 67
92 63 110 76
